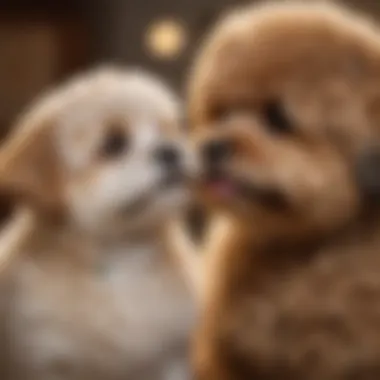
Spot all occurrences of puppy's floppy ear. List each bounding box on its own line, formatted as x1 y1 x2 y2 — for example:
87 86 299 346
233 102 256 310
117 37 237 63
0 121 64 216
355 146 380 206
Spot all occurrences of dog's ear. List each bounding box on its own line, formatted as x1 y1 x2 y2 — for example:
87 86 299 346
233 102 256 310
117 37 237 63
0 121 64 216
355 146 380 207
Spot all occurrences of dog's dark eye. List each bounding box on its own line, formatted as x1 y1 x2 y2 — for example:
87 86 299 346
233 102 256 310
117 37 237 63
101 128 129 158
262 100 292 134
210 105 229 122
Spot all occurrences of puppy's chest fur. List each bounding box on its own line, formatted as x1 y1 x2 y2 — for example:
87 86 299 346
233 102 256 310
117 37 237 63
199 229 380 380
5 242 194 380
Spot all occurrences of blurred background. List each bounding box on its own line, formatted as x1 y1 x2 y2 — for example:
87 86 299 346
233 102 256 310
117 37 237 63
0 0 379 223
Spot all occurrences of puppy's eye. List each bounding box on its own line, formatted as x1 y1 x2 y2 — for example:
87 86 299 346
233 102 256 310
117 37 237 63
210 105 228 122
101 128 129 158
262 100 292 134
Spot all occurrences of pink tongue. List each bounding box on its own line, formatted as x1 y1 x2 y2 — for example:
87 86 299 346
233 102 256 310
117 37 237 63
209 180 236 198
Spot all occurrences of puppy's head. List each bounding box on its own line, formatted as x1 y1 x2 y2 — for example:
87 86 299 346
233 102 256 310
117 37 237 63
0 68 192 238
189 2 380 240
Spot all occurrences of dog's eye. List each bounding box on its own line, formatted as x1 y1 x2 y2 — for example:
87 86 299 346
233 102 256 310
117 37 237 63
101 128 129 158
210 105 229 122
262 100 292 134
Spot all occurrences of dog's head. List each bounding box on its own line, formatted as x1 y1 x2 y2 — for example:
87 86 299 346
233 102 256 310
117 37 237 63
0 68 192 238
189 2 380 240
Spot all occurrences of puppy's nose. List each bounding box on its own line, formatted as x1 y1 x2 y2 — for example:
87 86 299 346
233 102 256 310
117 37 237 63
154 145 180 168
202 139 234 166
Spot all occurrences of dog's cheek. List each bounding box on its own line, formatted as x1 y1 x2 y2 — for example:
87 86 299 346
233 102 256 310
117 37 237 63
355 148 380 206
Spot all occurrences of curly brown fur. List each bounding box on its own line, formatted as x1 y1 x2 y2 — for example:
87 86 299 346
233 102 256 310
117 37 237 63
188 2 380 379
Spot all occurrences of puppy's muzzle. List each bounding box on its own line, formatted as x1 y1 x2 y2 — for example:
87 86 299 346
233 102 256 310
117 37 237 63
201 138 235 177
154 144 185 186
155 145 180 168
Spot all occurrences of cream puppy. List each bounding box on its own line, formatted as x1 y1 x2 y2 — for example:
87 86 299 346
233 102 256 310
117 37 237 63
0 67 195 380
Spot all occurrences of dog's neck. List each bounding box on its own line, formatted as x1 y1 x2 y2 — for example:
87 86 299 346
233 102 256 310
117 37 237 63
212 211 380 302
196 211 380 380
22 215 174 275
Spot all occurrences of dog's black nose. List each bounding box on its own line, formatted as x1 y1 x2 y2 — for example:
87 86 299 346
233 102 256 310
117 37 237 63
155 145 180 168
202 139 234 166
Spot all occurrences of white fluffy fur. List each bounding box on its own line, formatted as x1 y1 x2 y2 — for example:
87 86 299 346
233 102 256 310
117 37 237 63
0 67 196 380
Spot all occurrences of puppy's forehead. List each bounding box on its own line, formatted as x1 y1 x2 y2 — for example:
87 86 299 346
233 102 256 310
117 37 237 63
49 69 181 166
190 2 380 124
60 73 179 126
68 72 176 119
